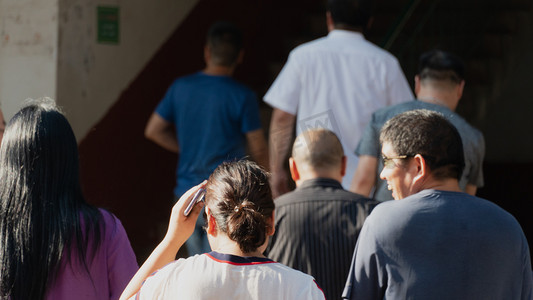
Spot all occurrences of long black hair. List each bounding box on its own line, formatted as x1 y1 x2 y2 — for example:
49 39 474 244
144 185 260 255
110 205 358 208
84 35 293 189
0 99 102 299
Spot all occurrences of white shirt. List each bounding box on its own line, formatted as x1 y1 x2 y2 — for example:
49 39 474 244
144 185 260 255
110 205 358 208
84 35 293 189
264 30 413 188
134 252 325 299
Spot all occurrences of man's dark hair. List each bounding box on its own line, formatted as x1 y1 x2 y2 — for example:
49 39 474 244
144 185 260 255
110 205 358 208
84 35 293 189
380 109 465 181
206 21 243 67
418 49 465 84
327 0 375 30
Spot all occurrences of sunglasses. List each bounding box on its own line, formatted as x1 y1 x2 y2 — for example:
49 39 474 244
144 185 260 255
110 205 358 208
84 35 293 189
382 154 412 169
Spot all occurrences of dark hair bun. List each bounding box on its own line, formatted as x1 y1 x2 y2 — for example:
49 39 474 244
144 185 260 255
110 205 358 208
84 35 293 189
227 201 268 253
205 161 274 254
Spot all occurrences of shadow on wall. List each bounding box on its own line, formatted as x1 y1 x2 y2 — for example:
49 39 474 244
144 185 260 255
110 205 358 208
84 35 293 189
78 0 323 263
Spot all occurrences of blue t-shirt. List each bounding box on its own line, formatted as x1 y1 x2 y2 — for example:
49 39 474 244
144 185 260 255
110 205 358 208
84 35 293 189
156 72 261 196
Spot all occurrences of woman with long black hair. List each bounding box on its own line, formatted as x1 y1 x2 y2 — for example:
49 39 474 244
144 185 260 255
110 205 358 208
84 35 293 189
0 99 138 300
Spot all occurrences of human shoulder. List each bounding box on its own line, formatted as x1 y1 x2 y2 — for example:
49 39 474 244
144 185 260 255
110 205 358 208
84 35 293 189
362 192 425 231
142 255 208 287
95 208 120 230
275 180 374 208
265 263 326 299
290 30 394 59
224 76 256 95
288 35 329 56
444 111 484 142
166 72 202 86
370 100 419 123
461 193 522 225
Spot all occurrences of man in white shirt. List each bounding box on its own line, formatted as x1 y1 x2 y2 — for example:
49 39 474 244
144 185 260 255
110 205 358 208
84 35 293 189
264 0 413 198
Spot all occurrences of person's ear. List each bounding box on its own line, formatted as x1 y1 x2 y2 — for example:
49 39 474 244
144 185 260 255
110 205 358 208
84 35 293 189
414 75 421 96
204 45 212 65
340 155 347 177
456 80 465 100
412 154 428 187
326 11 335 31
267 211 275 236
206 207 217 236
289 157 300 182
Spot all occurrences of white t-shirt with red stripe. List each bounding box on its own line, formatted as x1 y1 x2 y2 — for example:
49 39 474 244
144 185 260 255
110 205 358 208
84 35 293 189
135 251 325 299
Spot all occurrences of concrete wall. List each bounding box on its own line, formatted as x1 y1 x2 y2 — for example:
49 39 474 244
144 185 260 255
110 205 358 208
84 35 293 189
0 0 58 118
0 0 198 139
57 0 198 139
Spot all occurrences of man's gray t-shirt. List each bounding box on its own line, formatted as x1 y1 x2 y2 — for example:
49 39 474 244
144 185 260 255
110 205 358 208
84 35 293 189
356 100 485 201
342 189 533 300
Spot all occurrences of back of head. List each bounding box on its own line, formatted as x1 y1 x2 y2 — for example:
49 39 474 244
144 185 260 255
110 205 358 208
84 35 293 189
380 109 465 181
418 49 465 85
292 128 344 172
327 0 375 30
0 98 81 202
206 21 243 67
0 98 97 300
205 160 274 254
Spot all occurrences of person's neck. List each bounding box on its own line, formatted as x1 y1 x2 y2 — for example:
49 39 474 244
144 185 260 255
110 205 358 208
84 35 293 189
331 25 363 33
203 64 234 76
296 173 342 187
211 235 265 258
417 91 457 111
420 177 462 193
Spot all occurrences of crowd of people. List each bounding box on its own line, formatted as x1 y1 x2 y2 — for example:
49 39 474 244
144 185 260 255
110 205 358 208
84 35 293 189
0 0 531 299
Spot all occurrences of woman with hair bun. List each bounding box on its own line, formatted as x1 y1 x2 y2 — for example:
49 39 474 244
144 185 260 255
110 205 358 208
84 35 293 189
0 99 138 300
121 160 325 299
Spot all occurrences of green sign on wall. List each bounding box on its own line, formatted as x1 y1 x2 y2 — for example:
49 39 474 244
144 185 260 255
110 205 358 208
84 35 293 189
97 6 120 44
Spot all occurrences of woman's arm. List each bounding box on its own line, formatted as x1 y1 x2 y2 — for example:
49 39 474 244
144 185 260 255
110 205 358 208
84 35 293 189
119 181 207 300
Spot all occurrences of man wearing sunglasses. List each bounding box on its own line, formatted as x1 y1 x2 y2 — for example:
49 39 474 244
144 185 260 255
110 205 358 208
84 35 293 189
342 109 532 299
351 50 484 201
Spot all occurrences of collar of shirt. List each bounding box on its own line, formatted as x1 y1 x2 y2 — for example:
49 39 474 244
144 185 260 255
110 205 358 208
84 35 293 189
298 178 343 190
327 29 365 41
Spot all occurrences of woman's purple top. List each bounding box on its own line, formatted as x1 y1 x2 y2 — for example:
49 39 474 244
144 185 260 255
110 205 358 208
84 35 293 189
45 209 138 300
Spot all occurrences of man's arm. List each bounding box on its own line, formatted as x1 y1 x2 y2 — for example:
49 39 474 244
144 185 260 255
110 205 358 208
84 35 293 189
342 219 385 300
246 128 269 170
268 108 296 198
350 155 378 197
119 182 207 300
145 113 179 153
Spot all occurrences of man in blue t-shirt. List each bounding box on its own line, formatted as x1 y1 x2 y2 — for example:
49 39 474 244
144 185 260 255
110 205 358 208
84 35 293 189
145 22 268 255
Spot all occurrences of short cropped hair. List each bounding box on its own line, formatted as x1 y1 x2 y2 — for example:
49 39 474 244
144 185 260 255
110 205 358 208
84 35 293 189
380 109 465 181
327 0 375 29
206 21 243 67
418 49 465 84
292 128 344 171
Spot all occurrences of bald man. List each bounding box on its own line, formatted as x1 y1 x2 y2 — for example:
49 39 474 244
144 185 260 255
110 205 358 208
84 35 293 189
265 129 377 300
